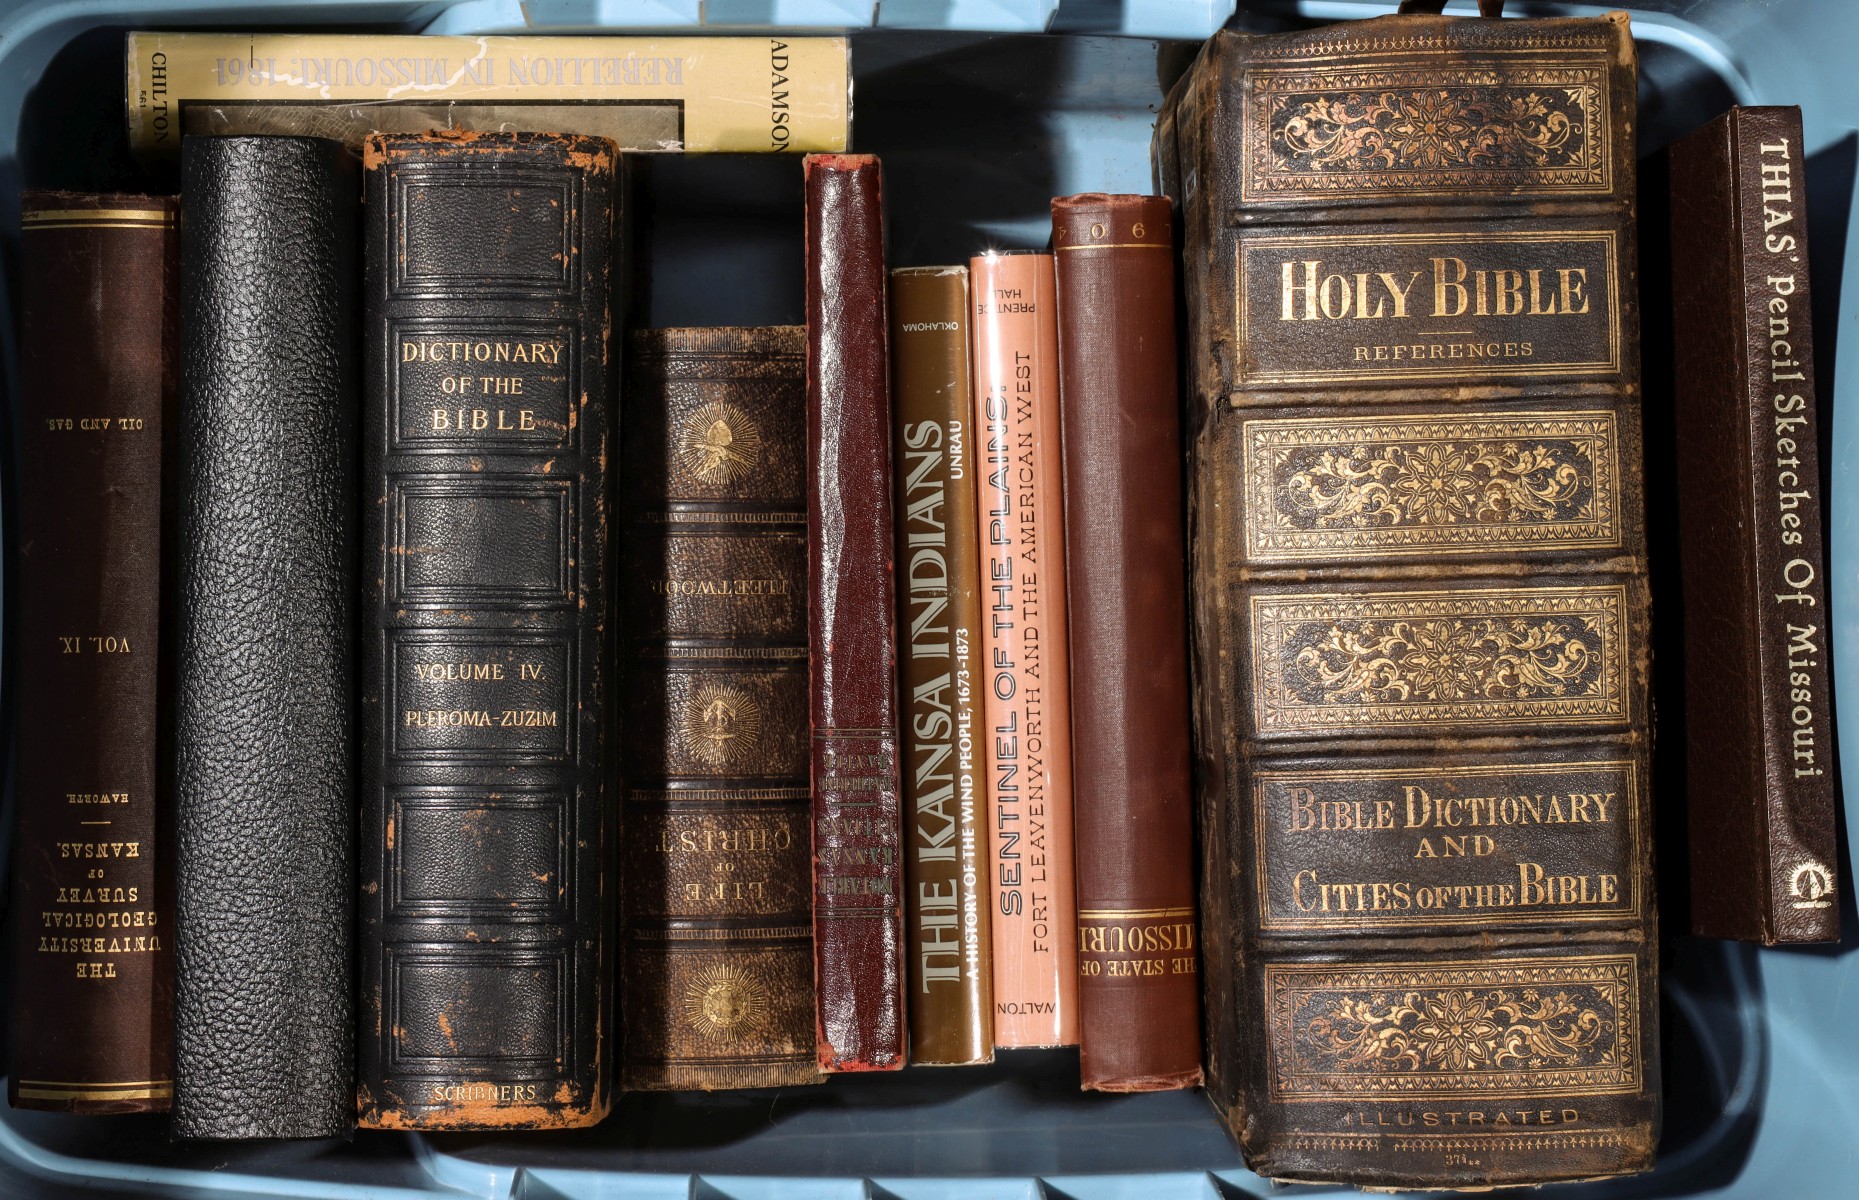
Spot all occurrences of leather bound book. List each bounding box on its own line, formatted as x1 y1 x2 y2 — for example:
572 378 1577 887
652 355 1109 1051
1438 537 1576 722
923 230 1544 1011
10 194 176 1113
173 136 357 1139
969 250 1079 1050
1050 195 1202 1092
1670 106 1840 944
804 153 908 1072
620 326 822 1091
890 266 994 1066
1163 13 1659 1186
358 132 615 1130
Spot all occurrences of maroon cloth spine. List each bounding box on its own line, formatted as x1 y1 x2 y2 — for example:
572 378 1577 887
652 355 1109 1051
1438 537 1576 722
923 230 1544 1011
804 153 908 1071
1050 194 1203 1091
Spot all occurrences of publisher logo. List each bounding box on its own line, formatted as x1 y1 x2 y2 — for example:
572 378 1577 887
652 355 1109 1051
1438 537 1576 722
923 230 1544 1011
1788 860 1836 909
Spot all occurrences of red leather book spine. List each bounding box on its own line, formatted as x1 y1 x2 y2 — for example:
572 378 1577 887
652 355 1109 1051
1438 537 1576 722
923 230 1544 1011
1051 194 1203 1091
804 153 908 1071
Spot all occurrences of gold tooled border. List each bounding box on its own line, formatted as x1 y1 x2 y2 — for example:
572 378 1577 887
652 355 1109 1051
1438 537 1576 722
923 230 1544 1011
23 208 173 230
16 1079 173 1101
1238 408 1623 561
1248 584 1631 735
1239 56 1613 203
1265 953 1642 1102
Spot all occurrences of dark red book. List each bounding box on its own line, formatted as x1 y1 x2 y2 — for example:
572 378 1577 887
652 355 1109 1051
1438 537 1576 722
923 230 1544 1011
804 153 907 1071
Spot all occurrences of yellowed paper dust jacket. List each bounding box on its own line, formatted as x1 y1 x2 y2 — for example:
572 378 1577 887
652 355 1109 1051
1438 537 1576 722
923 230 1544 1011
126 33 849 155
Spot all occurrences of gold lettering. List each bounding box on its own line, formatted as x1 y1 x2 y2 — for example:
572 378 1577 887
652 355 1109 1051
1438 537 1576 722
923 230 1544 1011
1432 256 1469 317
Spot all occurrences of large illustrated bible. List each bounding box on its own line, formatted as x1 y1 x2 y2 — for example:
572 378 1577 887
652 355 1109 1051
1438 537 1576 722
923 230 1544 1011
1160 12 1660 1187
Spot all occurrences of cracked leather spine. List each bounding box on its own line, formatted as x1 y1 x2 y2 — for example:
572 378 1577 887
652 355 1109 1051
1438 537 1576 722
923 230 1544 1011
1670 107 1840 945
804 154 908 1071
357 132 615 1130
619 327 823 1091
11 193 176 1114
1164 14 1658 1186
173 137 356 1139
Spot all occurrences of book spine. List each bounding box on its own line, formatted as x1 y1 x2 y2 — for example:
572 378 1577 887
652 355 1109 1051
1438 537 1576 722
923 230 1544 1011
890 267 995 1066
1050 195 1202 1092
804 153 908 1072
1176 14 1659 1187
1671 106 1839 943
172 137 356 1139
357 132 615 1129
968 250 1079 1050
125 33 850 156
620 326 822 1091
9 194 176 1114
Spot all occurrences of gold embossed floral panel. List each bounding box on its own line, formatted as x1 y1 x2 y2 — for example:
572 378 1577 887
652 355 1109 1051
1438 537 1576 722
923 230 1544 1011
1233 230 1621 386
1241 411 1621 561
1249 585 1630 736
1242 60 1612 201
1265 955 1641 1101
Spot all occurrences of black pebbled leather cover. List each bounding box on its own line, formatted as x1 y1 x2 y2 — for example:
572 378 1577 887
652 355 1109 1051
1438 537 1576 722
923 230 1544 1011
173 136 358 1139
357 132 615 1130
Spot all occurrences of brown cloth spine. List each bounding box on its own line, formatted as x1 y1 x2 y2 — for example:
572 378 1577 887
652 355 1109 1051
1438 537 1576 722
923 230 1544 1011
9 193 176 1113
1671 106 1840 944
1050 194 1203 1092
890 266 994 1066
804 153 908 1071
620 327 823 1090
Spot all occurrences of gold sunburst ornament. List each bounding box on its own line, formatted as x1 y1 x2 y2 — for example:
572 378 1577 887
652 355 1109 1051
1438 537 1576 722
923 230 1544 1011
681 682 763 768
682 962 768 1043
676 401 763 486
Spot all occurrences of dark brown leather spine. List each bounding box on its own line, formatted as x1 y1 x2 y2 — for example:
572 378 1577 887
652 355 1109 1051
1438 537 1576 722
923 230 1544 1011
620 326 823 1091
358 132 615 1129
1670 106 1840 944
1050 194 1203 1093
890 267 994 1066
10 193 176 1113
1164 14 1658 1186
804 153 908 1072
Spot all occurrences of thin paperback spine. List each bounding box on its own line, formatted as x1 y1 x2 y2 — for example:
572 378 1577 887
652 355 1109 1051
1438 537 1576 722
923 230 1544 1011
968 250 1078 1050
